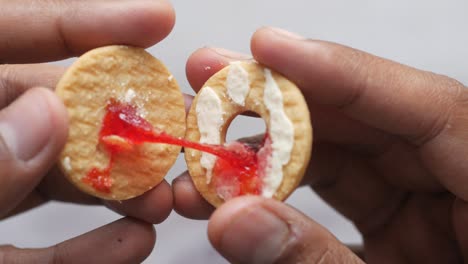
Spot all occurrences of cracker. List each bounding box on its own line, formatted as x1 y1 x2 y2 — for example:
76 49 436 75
185 61 312 207
56 45 185 200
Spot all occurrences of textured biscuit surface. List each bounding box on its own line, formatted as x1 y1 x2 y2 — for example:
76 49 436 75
56 45 185 200
185 61 312 207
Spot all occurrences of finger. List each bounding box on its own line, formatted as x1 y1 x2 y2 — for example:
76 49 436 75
172 172 215 219
0 217 155 264
251 26 460 144
208 197 364 264
186 47 252 92
0 88 68 217
0 64 65 107
1 0 175 63
104 180 173 224
250 27 468 200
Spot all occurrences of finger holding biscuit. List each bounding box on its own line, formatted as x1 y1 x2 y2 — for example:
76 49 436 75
1 0 178 262
181 26 468 263
179 33 368 264
0 0 178 218
1 217 156 264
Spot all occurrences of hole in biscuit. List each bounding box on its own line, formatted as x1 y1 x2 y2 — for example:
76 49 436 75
226 112 266 150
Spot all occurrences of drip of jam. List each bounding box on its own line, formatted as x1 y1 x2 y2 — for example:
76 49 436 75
84 99 268 197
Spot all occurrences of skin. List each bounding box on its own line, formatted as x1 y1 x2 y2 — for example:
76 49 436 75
0 0 176 263
173 27 468 263
3 0 467 263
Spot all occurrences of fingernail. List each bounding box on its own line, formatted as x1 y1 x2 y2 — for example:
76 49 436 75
208 47 252 60
0 89 53 161
220 206 290 263
269 27 305 40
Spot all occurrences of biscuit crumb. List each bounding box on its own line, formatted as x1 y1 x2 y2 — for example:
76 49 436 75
63 156 72 171
168 75 174 81
124 89 136 103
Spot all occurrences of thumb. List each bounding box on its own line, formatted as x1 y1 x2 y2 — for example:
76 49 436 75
0 87 68 217
208 197 364 264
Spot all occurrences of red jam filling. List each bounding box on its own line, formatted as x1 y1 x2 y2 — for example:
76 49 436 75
83 99 270 198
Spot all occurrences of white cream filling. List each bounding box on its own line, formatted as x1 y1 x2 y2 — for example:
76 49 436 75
196 87 224 183
226 62 250 106
261 69 294 197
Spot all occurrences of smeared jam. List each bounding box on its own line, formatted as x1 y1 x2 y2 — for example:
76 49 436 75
84 100 269 197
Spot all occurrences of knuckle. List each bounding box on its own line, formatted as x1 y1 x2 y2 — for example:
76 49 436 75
278 237 348 264
48 244 67 264
0 245 67 264
426 73 465 104
54 14 75 58
438 76 468 137
315 247 334 264
47 0 79 57
446 76 468 105
26 0 78 57
300 41 379 110
276 222 335 264
322 43 377 110
0 65 19 107
435 74 466 121
409 73 465 146
313 244 363 264
0 245 19 264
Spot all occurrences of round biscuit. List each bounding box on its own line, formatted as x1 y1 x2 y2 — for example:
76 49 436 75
56 45 185 200
185 61 312 207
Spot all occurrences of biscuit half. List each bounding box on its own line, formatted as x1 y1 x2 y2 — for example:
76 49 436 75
185 61 312 207
56 45 185 200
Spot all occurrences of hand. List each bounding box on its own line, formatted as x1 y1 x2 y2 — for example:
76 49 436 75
0 1 175 263
174 26 468 263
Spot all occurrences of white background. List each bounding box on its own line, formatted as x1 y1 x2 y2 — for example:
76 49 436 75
1 0 468 263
